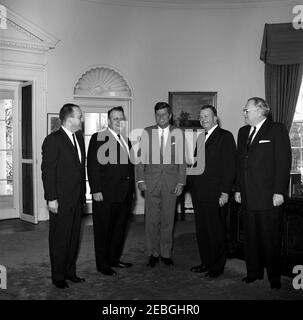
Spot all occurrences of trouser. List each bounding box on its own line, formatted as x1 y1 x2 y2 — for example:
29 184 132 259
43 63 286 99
145 179 177 258
192 200 227 274
92 198 131 270
49 199 82 281
243 207 283 282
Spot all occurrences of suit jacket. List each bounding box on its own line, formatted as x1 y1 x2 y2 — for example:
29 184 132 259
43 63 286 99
41 127 86 207
188 126 236 203
136 125 187 193
236 118 291 211
87 129 134 203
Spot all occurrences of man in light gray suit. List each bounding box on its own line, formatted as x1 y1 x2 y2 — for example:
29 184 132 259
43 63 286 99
136 102 187 267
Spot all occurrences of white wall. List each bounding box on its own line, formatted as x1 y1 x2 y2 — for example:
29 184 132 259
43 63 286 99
1 0 295 218
2 0 295 135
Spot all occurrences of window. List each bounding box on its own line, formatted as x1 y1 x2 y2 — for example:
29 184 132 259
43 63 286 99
290 82 303 174
83 112 108 202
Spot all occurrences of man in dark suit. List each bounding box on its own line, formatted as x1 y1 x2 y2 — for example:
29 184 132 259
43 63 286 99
41 103 86 289
136 102 187 267
235 97 291 290
188 105 236 278
87 106 134 276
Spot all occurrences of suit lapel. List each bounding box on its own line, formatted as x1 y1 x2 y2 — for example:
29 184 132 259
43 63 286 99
59 127 81 165
75 131 85 166
205 126 220 149
149 125 160 155
249 118 271 149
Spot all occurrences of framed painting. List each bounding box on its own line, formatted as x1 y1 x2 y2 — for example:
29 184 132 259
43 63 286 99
169 91 217 129
47 113 61 134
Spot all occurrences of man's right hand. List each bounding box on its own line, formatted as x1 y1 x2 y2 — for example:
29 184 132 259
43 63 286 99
48 200 59 214
138 182 147 192
234 192 241 203
93 192 103 202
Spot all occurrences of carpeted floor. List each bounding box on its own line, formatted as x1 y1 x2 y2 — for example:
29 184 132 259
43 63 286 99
0 216 302 300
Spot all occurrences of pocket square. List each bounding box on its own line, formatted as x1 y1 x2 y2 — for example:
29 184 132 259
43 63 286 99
259 140 271 143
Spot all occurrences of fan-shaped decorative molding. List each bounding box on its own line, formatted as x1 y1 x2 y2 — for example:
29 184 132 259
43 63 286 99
74 66 131 98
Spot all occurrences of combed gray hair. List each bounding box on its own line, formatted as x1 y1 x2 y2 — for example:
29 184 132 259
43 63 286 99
248 97 270 117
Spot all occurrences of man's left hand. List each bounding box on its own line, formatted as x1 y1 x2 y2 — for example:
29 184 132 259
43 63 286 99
219 192 229 207
174 183 184 197
273 194 284 207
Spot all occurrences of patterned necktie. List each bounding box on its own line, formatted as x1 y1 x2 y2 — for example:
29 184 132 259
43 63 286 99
72 133 80 162
160 129 164 164
246 126 256 149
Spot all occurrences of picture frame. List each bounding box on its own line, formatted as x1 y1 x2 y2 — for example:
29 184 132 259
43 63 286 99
169 91 217 129
47 113 61 134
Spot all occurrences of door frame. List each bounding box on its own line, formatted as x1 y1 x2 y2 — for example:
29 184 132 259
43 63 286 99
0 81 21 220
19 81 37 224
0 63 45 224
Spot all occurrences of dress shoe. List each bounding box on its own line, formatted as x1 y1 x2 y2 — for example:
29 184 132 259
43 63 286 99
242 276 258 283
161 257 174 266
242 275 263 284
113 261 133 268
270 280 281 290
65 275 85 283
100 267 117 276
146 256 160 267
52 280 69 289
205 271 222 278
190 264 208 273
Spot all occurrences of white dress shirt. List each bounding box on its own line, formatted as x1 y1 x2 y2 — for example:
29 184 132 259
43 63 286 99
195 124 218 145
158 125 170 147
249 118 267 143
205 124 218 142
61 126 81 162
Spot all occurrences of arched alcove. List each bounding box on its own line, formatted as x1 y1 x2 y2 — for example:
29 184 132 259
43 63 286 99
73 66 132 98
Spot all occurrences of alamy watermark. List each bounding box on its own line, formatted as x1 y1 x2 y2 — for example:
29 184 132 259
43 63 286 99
0 4 7 30
293 4 303 30
95 124 205 176
0 265 7 290
292 265 303 290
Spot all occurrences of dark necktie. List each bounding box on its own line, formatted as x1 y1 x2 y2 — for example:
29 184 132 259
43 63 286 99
117 134 126 151
72 133 80 162
246 126 256 149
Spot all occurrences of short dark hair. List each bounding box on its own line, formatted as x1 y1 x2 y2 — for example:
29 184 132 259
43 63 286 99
247 97 270 117
200 104 217 117
59 103 80 123
154 102 172 114
108 106 125 119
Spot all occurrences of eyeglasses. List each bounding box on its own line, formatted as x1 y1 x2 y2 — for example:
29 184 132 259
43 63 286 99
242 107 259 114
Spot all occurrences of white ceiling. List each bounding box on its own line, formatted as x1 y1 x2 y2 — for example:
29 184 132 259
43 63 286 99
82 0 299 9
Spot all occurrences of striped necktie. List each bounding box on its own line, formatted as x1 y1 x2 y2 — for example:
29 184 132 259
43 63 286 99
246 126 256 149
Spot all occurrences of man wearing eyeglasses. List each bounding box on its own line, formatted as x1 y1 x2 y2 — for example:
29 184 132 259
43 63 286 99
235 97 291 290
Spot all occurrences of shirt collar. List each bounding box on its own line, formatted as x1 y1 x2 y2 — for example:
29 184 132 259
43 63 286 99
158 125 170 133
206 124 218 137
108 127 119 138
253 117 267 131
61 125 74 138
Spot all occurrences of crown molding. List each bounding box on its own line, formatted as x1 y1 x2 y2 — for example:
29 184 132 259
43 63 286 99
80 0 299 9
0 5 59 53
